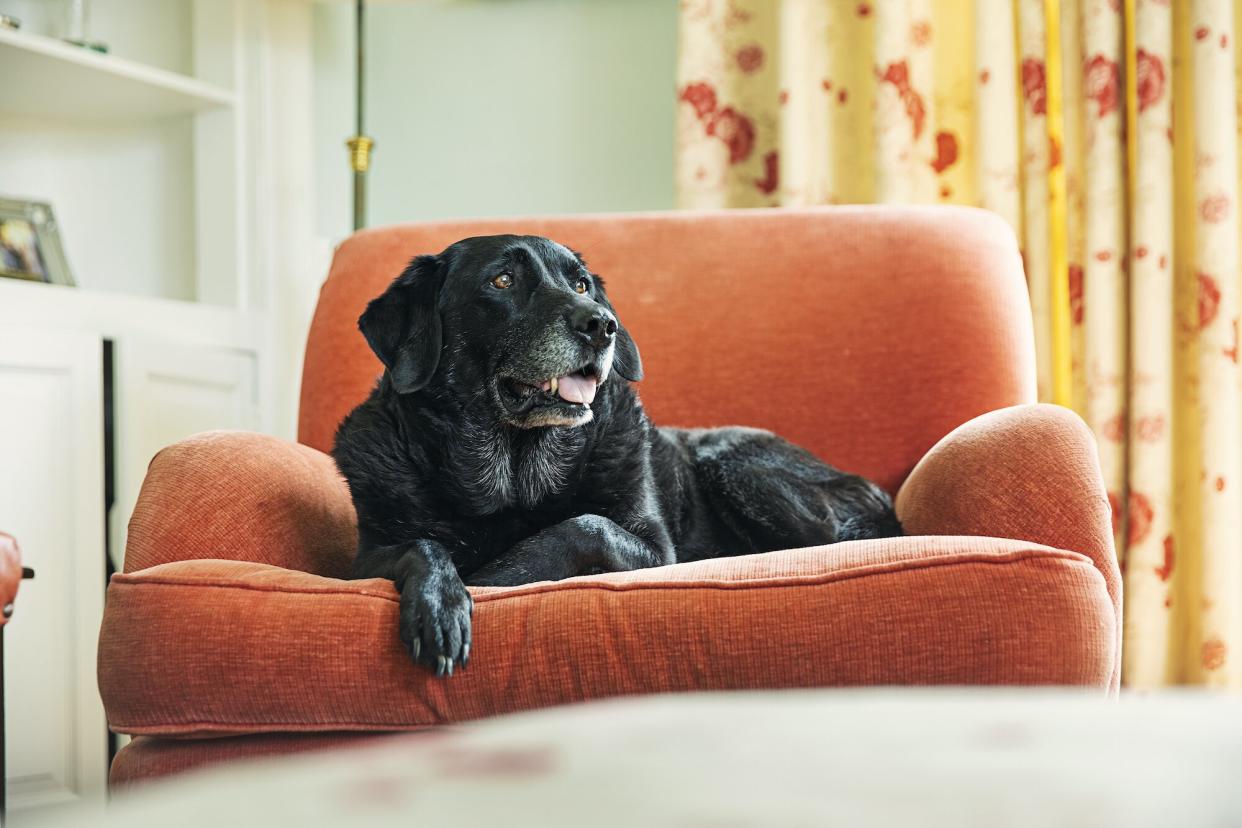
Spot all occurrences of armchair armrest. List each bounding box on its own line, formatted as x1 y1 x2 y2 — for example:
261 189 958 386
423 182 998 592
124 431 358 578
895 403 1121 688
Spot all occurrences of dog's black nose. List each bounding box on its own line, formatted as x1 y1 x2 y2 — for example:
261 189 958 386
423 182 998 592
569 306 618 347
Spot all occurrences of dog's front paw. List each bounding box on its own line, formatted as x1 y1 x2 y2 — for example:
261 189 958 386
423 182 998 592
398 572 473 677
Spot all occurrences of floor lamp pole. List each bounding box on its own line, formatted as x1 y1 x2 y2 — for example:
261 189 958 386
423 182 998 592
346 0 372 231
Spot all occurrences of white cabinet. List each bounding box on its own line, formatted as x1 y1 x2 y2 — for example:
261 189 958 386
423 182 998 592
0 323 263 820
0 330 107 814
0 0 320 818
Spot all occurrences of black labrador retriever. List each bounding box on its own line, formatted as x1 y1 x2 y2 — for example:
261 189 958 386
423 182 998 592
333 235 901 676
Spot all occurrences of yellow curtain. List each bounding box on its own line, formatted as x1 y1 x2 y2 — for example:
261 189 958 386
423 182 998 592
676 0 1242 688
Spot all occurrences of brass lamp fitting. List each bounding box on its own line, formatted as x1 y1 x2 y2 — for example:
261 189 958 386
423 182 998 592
347 135 375 173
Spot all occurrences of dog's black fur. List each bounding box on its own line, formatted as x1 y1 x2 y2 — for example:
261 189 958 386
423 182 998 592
333 235 901 676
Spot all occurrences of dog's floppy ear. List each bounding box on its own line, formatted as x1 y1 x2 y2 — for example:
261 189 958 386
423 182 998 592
358 254 443 394
573 253 644 384
592 284 642 382
612 321 643 382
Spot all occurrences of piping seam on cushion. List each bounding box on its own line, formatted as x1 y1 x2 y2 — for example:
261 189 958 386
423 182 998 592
110 721 446 737
469 550 1099 601
111 722 436 738
106 548 1099 604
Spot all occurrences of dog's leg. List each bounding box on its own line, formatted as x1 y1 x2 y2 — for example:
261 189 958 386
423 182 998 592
465 514 671 587
352 540 473 675
690 427 902 552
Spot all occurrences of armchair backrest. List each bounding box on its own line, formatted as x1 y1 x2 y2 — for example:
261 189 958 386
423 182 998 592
299 206 1035 493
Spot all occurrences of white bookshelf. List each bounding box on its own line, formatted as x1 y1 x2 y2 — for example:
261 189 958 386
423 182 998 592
0 1 330 818
0 27 234 122
0 0 246 307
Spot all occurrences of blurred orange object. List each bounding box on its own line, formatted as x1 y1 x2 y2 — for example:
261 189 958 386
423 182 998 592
0 532 21 626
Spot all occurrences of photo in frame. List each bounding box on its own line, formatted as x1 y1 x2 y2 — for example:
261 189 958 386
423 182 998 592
0 197 75 286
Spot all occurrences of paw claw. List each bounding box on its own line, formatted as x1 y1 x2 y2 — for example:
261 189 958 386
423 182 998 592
399 576 473 678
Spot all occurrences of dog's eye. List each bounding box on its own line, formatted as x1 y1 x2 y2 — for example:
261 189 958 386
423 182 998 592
574 277 589 294
491 272 514 290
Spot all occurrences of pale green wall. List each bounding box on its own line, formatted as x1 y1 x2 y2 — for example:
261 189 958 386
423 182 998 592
313 0 678 239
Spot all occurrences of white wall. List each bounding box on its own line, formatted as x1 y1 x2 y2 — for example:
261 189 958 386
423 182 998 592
312 0 678 240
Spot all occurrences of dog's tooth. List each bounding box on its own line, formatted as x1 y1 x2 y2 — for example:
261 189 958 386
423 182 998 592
550 376 558 395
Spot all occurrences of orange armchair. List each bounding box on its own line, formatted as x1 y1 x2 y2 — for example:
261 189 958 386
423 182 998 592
98 207 1120 786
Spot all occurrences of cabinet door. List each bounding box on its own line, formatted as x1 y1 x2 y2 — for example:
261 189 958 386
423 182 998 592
112 339 259 570
0 329 108 814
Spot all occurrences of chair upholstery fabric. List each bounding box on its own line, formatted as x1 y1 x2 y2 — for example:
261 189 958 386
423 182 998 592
897 404 1122 690
299 206 1036 494
99 206 1120 786
122 431 356 577
99 537 1113 739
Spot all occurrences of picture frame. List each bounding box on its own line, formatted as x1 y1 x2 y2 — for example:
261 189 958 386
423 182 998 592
0 197 75 287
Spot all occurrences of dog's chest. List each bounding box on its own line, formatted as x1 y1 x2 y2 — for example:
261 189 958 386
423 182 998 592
445 425 586 515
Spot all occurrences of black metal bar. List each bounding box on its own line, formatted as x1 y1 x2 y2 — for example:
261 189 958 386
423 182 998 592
104 339 118 777
356 0 364 142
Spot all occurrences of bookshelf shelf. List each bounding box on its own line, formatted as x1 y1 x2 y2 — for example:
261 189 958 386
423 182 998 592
0 27 234 123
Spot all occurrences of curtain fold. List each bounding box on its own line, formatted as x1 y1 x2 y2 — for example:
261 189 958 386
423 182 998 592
675 0 1242 688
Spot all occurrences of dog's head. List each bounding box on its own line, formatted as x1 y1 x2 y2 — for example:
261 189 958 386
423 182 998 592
359 234 642 429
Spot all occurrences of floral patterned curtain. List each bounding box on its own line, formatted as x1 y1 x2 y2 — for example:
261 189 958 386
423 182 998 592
676 0 1241 689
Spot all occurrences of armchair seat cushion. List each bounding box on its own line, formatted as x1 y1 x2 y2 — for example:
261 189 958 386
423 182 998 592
98 536 1115 739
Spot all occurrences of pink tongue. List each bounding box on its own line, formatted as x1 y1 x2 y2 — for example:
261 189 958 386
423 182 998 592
556 373 597 405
